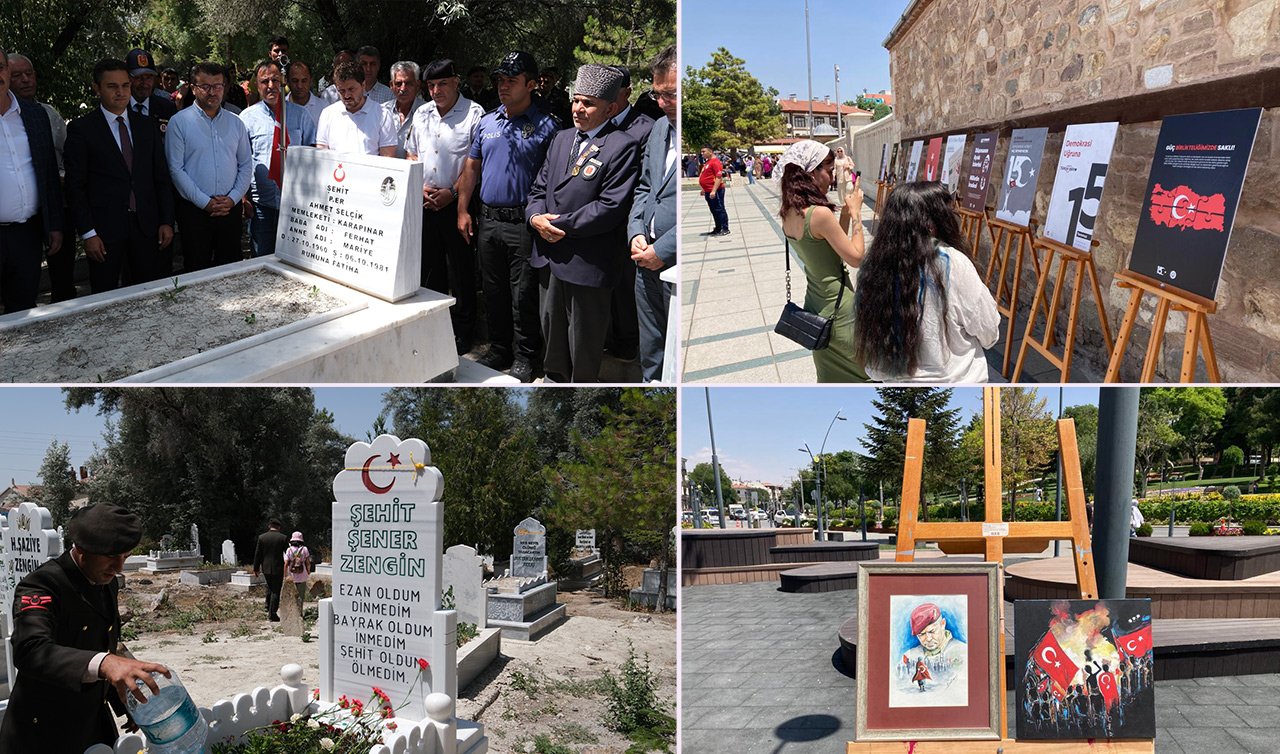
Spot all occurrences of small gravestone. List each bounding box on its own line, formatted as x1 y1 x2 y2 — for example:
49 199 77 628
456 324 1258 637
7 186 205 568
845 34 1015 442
511 518 547 578
574 529 596 556
280 581 305 636
442 544 487 629
221 540 238 566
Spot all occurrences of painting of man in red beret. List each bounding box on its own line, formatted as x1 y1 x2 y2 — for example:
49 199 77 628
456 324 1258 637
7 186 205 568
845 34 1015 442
890 597 969 707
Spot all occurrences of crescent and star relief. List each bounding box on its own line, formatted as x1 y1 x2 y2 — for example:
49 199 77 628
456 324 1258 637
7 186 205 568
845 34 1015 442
361 454 396 494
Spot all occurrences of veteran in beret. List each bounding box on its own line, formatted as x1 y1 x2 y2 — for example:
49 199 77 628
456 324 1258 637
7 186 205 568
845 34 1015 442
901 601 968 678
526 63 642 383
0 504 171 754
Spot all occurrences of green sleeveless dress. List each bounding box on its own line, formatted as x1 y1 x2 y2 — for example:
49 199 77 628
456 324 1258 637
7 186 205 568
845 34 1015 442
788 207 868 382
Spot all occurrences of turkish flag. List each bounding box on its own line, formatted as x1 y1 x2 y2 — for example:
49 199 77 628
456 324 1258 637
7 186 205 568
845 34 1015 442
1037 676 1050 694
1098 668 1120 708
1148 183 1227 232
1115 625 1153 659
268 95 290 188
1033 630 1080 691
1050 682 1066 702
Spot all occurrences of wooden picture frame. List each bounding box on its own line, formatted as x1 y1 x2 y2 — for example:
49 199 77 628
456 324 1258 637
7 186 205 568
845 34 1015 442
855 561 1002 741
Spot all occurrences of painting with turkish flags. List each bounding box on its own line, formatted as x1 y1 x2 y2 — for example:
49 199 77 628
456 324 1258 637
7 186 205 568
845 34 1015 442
1014 599 1154 740
1127 108 1262 300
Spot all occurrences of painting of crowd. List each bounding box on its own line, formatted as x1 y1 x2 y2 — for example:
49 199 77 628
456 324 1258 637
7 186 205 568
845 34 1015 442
0 34 677 383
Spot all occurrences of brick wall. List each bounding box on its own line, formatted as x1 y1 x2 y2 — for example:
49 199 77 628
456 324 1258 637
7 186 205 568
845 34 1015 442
886 0 1280 380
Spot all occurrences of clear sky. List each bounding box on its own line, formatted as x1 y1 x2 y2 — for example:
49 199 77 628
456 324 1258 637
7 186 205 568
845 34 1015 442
681 0 912 100
680 387 1102 487
0 387 394 486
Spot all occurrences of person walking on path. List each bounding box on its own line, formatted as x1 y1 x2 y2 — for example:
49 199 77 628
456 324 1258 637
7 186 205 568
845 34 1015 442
853 181 998 382
252 519 289 622
698 145 729 236
776 139 867 382
833 147 855 203
283 532 313 616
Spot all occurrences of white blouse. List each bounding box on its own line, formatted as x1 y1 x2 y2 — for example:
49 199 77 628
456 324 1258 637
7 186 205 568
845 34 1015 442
865 243 1000 383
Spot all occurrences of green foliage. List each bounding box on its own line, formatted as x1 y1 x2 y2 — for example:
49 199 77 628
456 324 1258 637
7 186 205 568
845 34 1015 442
682 47 784 150
1136 522 1153 537
1243 520 1268 536
861 388 962 509
1221 445 1245 475
528 735 573 754
441 586 478 647
688 462 736 506
852 95 892 121
1223 485 1242 502
1063 404 1099 492
1189 522 1212 536
572 0 674 95
603 645 674 753
37 439 78 526
1138 494 1280 525
881 508 897 529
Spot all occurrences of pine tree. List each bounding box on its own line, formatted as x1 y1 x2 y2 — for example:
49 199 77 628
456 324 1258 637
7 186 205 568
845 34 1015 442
683 48 785 150
37 440 77 526
859 388 961 519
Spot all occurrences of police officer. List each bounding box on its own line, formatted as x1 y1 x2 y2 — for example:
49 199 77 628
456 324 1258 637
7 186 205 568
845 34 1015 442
0 504 170 754
456 51 559 383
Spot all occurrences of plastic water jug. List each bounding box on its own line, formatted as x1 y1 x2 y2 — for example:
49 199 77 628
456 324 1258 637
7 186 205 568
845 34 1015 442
124 669 208 754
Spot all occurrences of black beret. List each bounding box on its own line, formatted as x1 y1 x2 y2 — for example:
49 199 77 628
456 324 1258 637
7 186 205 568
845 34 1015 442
68 504 143 556
422 58 456 81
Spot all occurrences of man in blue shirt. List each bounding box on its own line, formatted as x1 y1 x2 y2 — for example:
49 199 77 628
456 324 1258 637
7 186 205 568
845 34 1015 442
166 61 252 271
240 59 316 257
455 51 558 383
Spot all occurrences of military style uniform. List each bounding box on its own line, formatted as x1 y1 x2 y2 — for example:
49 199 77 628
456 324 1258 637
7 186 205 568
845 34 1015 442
0 551 124 754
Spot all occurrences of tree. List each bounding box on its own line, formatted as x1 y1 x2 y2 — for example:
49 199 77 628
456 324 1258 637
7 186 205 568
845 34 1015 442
546 389 676 608
572 0 674 95
1222 445 1245 477
381 388 547 558
64 387 349 562
860 388 961 515
1155 387 1227 480
37 440 78 526
1134 390 1181 498
687 462 736 508
683 48 784 150
1000 389 1056 520
1063 403 1099 493
852 95 891 122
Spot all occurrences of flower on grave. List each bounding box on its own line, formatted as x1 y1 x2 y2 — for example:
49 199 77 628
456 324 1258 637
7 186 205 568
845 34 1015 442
386 721 398 733
290 713 302 723
338 694 350 709
312 688 321 701
308 719 320 730
417 658 429 671
320 738 336 751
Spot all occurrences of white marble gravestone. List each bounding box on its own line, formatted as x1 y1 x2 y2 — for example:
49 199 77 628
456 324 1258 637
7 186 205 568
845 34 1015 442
221 539 238 566
276 147 425 302
574 529 597 555
442 544 487 629
510 518 547 578
322 434 456 721
0 502 64 691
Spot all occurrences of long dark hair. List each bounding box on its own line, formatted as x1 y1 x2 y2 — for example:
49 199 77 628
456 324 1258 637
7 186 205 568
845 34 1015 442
778 151 836 220
853 181 971 375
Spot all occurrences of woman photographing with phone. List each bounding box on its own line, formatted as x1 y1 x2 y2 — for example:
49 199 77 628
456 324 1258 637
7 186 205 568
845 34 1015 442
852 181 999 382
776 139 869 382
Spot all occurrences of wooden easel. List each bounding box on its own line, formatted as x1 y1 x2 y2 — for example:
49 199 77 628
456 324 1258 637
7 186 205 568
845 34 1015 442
848 388 1154 753
1011 236 1114 383
987 218 1046 377
1103 270 1222 383
956 206 991 279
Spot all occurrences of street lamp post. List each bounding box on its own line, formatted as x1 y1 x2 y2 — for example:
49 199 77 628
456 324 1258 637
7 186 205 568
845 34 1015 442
834 64 842 142
799 410 847 542
804 0 814 138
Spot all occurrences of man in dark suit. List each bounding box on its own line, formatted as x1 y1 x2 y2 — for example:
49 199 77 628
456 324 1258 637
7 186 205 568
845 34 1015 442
65 58 175 293
526 64 640 383
0 504 170 754
252 519 289 622
604 65 657 364
628 45 678 382
126 48 177 125
0 44 63 314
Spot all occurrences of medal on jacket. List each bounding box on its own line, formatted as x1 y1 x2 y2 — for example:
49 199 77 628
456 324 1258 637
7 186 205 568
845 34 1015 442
571 143 599 177
521 123 535 138
581 158 603 180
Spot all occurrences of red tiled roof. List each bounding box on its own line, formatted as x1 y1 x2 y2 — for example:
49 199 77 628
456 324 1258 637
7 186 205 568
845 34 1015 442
777 99 870 116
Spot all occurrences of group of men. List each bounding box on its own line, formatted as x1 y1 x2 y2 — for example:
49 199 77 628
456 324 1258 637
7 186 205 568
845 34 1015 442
0 37 678 383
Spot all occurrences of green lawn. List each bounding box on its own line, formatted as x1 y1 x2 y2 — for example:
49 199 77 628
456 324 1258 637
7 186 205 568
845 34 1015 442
1142 475 1260 492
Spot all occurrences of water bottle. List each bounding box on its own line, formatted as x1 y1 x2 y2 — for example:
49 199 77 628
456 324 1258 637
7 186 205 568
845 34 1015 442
124 669 208 754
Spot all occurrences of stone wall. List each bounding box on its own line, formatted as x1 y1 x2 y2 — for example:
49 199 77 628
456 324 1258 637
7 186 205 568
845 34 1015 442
886 0 1280 380
846 113 902 184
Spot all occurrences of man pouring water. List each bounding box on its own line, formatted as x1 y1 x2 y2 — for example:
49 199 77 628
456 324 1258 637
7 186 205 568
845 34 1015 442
0 503 171 754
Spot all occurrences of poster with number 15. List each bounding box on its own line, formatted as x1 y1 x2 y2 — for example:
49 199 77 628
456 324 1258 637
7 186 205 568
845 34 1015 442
1043 122 1119 251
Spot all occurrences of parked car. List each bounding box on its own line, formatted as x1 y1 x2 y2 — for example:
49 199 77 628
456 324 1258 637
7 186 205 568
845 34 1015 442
749 510 769 521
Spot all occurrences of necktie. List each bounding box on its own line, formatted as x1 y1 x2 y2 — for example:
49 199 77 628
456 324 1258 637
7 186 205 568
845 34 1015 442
568 131 587 172
116 116 136 211
268 100 289 188
134 101 144 115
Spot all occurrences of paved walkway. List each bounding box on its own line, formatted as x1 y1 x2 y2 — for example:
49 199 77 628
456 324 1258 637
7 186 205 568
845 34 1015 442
681 578 1280 753
679 178 1096 383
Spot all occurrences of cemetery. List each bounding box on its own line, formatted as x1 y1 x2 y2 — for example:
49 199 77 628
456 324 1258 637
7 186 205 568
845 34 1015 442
0 148 461 384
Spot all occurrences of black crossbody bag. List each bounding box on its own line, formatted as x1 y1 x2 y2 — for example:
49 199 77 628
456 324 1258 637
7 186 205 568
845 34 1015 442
774 239 848 351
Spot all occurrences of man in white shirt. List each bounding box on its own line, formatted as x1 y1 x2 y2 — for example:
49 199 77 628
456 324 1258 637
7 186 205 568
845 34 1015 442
320 49 355 103
0 44 63 313
406 58 484 355
356 45 394 104
316 61 396 156
286 60 328 128
382 61 424 159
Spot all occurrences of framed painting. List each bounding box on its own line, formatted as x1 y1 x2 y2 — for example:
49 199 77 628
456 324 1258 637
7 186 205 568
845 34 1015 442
1013 599 1155 740
855 561 1002 741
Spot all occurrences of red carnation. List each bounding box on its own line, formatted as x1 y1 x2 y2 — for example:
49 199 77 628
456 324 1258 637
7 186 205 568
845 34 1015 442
417 658 429 671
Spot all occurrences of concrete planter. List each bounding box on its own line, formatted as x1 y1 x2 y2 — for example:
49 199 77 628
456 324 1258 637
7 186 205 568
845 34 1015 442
456 627 501 692
179 567 234 586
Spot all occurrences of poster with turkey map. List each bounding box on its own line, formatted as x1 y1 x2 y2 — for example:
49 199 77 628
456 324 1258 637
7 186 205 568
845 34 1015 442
1127 108 1261 301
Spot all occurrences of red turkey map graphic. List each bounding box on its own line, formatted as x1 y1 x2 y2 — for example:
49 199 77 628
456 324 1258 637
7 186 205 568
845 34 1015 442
1148 184 1226 232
